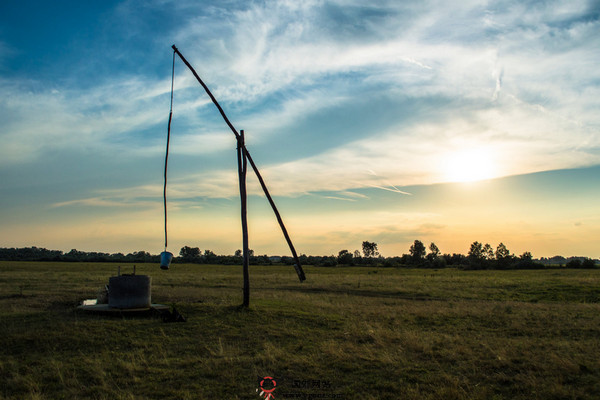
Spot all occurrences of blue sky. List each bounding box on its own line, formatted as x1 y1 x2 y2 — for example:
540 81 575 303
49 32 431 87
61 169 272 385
1 0 599 258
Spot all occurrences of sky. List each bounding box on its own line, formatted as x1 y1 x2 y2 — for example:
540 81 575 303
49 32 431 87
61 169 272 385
0 0 599 259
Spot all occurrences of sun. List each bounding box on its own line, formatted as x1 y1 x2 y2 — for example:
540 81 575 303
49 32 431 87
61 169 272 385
443 148 496 183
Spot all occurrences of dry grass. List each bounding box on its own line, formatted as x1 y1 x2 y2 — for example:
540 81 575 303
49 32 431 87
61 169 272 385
0 262 599 399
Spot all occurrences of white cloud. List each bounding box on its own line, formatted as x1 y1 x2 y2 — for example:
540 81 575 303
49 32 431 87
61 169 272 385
2 0 599 201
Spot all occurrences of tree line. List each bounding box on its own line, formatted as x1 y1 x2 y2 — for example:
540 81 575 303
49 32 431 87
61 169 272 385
0 247 158 263
0 241 597 269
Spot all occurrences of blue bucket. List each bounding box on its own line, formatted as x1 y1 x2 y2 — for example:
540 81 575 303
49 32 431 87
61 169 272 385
160 251 173 270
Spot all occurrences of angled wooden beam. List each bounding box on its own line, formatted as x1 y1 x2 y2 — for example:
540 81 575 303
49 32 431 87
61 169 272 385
172 45 305 282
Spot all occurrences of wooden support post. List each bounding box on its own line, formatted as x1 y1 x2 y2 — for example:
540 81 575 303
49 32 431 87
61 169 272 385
237 130 250 307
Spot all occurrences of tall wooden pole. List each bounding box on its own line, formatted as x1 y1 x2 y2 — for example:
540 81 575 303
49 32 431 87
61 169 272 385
237 130 250 307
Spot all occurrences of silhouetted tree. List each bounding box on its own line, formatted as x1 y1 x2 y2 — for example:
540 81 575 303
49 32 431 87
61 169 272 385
582 258 596 268
495 243 513 268
483 243 494 261
110 252 125 262
280 256 294 265
495 243 510 260
468 241 485 268
399 254 411 265
203 249 217 263
126 251 152 262
426 242 440 263
337 249 353 265
180 246 201 262
409 240 426 265
515 251 537 268
547 255 567 266
362 241 379 258
353 250 362 264
520 251 532 261
443 253 467 266
320 255 338 267
253 254 271 265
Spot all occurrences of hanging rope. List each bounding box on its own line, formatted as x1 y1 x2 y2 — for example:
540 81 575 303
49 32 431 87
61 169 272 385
164 50 175 251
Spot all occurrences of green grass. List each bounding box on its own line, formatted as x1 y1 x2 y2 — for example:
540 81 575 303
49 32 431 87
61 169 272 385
1 262 599 399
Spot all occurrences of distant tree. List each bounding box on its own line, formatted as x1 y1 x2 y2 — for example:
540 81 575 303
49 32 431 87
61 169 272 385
520 251 532 261
362 241 379 258
110 252 125 261
337 249 353 265
468 241 482 259
204 249 216 257
429 242 440 258
65 249 86 261
495 243 510 260
299 254 309 266
127 251 151 262
468 241 485 268
400 254 412 265
425 242 442 267
352 250 362 264
254 254 272 265
548 255 567 266
409 240 426 264
495 242 513 268
280 256 294 265
235 249 242 257
443 253 467 266
517 251 535 268
180 246 201 261
426 242 440 263
483 243 495 261
582 258 597 268
320 256 338 267
566 258 582 268
203 249 218 264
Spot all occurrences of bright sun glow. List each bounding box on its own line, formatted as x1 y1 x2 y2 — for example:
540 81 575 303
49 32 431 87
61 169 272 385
443 148 496 183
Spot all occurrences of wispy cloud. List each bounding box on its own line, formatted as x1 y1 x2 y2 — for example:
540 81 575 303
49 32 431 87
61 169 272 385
323 196 358 202
51 197 147 209
367 185 412 196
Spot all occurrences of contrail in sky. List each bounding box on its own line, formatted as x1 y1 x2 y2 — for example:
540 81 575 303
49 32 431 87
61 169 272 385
366 170 412 195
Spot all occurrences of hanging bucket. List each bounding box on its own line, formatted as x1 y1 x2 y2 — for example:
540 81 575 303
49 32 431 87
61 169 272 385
160 251 173 270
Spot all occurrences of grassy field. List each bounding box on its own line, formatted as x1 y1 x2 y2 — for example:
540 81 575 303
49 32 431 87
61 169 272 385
0 261 599 399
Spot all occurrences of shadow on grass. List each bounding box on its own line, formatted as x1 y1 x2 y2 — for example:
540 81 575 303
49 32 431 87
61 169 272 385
276 286 446 301
0 293 33 300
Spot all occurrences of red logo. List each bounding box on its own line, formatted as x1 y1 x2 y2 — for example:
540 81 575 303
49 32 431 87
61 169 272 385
256 376 277 399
